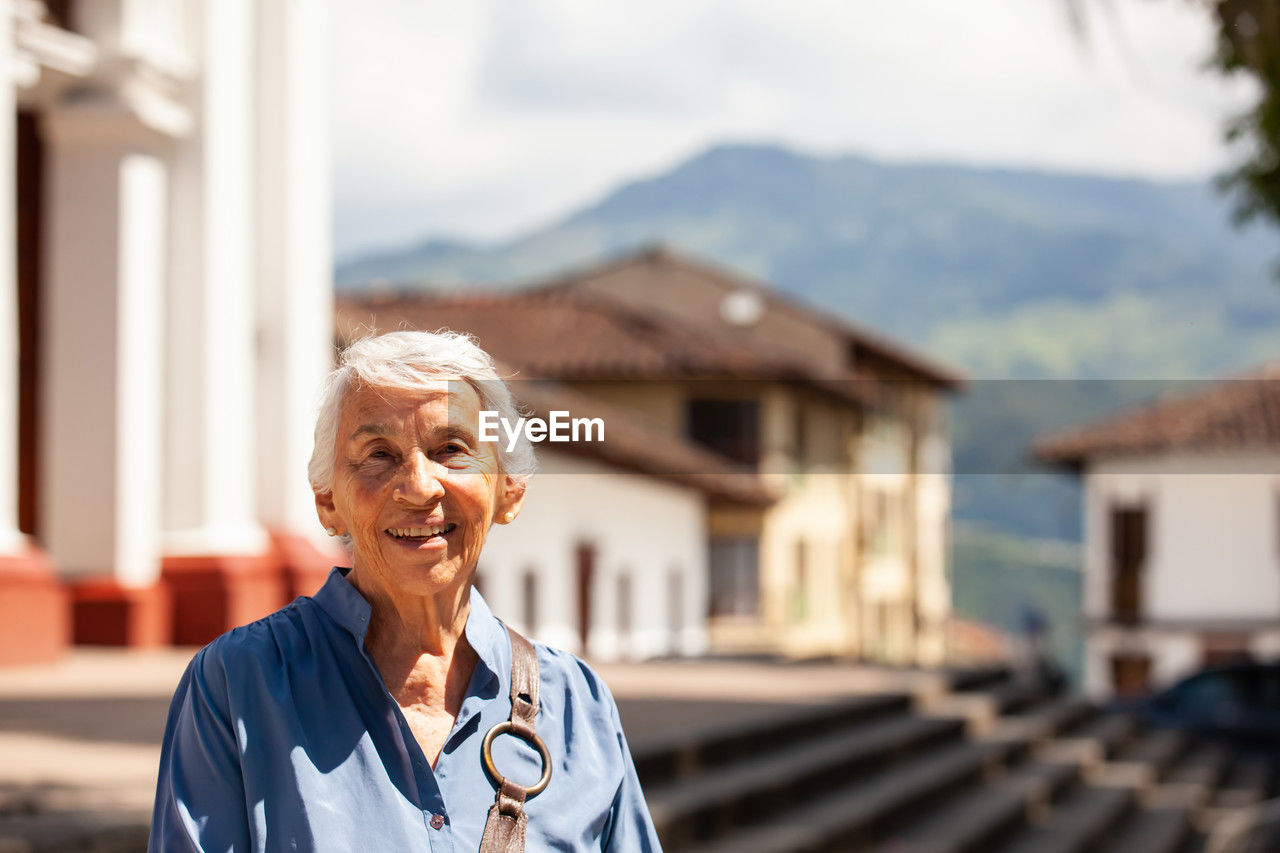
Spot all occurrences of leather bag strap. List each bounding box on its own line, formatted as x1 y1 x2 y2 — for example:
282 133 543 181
479 626 546 853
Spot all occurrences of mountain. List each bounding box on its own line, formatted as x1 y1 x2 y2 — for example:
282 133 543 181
336 142 1280 380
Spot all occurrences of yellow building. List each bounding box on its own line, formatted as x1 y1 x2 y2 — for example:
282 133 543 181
339 246 962 664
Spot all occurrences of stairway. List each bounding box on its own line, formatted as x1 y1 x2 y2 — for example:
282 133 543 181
633 667 1276 852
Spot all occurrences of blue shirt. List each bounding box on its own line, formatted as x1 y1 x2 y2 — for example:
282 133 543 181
149 568 662 852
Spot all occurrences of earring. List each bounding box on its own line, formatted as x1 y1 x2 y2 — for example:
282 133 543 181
326 527 338 536
503 512 514 522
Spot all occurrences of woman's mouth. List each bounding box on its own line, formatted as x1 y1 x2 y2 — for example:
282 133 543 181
386 523 457 542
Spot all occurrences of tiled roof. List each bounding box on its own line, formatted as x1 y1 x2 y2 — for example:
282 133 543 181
334 292 778 504
528 245 965 388
1035 365 1280 468
336 289 873 405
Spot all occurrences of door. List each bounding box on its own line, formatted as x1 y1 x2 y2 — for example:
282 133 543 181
576 543 595 657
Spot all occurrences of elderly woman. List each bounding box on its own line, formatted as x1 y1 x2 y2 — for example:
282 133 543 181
150 331 661 851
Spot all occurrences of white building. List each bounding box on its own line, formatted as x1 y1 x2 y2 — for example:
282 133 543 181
0 0 335 665
477 382 774 661
479 449 712 661
1037 368 1280 698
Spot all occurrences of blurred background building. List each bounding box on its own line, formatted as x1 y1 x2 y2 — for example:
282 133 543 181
338 247 961 665
1038 369 1280 698
0 0 335 665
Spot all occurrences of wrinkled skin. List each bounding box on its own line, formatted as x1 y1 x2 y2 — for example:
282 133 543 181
315 379 526 614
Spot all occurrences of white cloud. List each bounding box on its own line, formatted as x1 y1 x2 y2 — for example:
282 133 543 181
332 0 1256 258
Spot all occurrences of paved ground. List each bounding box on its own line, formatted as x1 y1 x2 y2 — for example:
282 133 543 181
0 649 944 846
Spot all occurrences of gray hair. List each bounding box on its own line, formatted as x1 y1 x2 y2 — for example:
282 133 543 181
308 330 537 498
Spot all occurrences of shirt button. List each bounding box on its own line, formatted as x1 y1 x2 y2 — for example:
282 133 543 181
430 814 445 830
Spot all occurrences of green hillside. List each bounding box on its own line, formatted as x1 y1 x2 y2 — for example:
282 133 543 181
951 525 1084 684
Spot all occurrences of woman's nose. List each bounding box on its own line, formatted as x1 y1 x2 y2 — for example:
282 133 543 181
394 451 445 504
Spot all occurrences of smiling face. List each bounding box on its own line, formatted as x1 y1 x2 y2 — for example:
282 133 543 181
314 379 525 602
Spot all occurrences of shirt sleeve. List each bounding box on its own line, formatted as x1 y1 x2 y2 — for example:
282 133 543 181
149 645 252 853
599 685 663 852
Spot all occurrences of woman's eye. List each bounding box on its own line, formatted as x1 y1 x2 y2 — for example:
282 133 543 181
368 449 392 459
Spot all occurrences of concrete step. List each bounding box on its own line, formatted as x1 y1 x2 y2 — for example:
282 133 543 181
985 695 1097 749
1211 754 1273 811
995 784 1135 853
678 740 1015 853
1139 740 1231 826
994 727 1192 853
1117 727 1187 771
1199 753 1276 843
1164 741 1231 791
632 692 914 788
945 664 1015 693
878 759 1079 853
1035 712 1137 770
926 677 1069 739
987 678 1058 716
1178 831 1208 853
648 712 966 846
1095 727 1188 789
1096 805 1191 853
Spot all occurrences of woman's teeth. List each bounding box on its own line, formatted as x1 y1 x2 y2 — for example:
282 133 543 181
387 524 456 539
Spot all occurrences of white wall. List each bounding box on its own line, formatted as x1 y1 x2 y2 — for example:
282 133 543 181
1083 449 1280 695
477 449 708 661
1085 451 1280 621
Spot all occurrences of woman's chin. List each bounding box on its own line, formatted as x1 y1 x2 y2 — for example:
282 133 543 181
361 556 469 598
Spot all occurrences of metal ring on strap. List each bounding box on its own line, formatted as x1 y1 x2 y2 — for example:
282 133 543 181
481 720 553 797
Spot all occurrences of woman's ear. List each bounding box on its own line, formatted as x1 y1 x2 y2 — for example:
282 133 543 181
315 490 342 534
495 477 527 524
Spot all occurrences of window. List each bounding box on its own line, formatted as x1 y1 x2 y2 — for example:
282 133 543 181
687 399 760 467
708 537 760 617
44 0 74 30
862 491 891 556
616 574 633 658
1109 504 1148 622
792 401 808 469
667 569 684 654
576 543 595 656
1110 652 1151 697
792 540 808 622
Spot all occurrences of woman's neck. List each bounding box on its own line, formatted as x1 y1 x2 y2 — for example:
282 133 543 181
348 565 477 710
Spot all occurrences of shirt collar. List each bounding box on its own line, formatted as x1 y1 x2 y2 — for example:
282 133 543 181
462 584 508 689
313 567 374 643
312 566 509 687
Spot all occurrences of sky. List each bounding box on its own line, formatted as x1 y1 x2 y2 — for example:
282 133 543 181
331 1 1257 260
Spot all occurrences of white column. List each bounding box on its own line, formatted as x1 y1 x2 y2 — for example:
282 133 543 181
41 110 167 586
162 0 266 555
0 4 23 554
253 0 333 537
